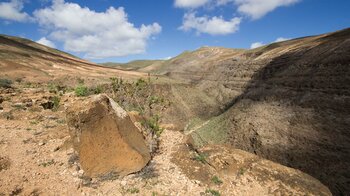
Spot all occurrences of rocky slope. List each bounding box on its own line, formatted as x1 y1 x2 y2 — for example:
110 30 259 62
158 28 350 195
97 29 350 195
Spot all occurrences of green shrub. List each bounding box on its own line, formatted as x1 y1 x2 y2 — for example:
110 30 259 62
110 77 123 92
142 115 163 137
205 189 220 196
211 176 223 185
48 83 68 94
52 96 60 111
126 188 139 194
135 78 147 89
148 95 164 105
75 85 89 97
0 79 13 88
39 159 55 167
89 85 103 95
193 153 207 164
238 168 246 176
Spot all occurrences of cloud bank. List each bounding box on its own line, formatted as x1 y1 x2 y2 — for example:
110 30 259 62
33 0 161 59
175 0 301 35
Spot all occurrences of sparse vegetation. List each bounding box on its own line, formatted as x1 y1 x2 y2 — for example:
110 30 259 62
48 82 68 94
0 78 13 88
108 77 169 139
192 153 207 164
3 111 14 120
238 168 246 176
211 176 223 185
23 81 39 88
52 96 60 111
205 189 220 196
126 188 140 194
12 103 25 110
89 85 104 95
75 85 89 97
39 159 55 167
142 115 164 137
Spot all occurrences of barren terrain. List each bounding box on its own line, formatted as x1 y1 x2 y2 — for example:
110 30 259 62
1 28 349 195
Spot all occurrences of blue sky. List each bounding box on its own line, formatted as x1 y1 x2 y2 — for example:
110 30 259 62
0 0 349 63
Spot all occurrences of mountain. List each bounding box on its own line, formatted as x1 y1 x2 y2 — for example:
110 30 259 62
0 34 145 84
101 60 165 71
158 28 350 195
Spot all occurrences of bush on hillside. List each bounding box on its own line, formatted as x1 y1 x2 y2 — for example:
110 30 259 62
0 79 13 88
75 85 89 97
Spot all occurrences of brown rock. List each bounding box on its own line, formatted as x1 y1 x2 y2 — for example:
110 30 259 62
66 94 150 177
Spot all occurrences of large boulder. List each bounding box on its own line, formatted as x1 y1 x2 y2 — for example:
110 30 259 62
66 94 150 177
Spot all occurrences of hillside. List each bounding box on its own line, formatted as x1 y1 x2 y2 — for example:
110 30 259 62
0 34 146 84
160 28 350 195
102 60 165 71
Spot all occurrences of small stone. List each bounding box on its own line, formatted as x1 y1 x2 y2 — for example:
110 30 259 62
120 181 127 186
53 146 60 152
78 169 84 175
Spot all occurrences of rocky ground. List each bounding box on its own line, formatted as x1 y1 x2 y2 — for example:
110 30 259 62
0 84 331 195
0 85 204 195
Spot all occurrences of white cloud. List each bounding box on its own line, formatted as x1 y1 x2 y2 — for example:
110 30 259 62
180 13 241 35
250 36 291 49
250 41 264 49
36 37 56 48
234 0 300 19
175 0 301 20
216 0 235 6
33 0 161 59
274 37 290 42
0 0 31 22
175 0 210 8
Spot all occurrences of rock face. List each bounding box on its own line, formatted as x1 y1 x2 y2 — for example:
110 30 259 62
66 94 150 177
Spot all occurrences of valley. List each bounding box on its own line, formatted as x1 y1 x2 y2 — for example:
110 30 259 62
0 28 349 195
